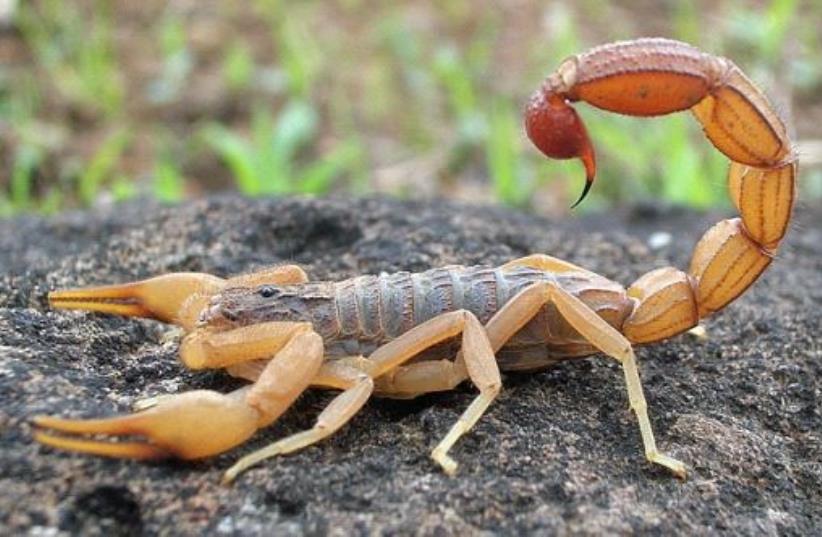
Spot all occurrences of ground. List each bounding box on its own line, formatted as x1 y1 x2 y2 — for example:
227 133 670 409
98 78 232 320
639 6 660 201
0 196 820 535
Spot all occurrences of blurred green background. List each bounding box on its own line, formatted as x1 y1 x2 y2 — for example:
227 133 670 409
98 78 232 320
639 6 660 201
1 0 820 217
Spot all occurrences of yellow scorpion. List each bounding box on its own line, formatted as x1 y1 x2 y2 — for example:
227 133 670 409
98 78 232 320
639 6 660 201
34 39 796 484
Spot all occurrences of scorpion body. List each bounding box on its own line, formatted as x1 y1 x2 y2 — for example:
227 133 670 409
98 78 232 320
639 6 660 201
209 264 630 375
34 38 797 484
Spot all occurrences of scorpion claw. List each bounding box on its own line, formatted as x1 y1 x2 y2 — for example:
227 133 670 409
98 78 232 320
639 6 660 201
32 430 169 460
48 273 225 327
32 390 262 461
48 283 156 319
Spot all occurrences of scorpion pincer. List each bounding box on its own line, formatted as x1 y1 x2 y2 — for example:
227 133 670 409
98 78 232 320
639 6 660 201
35 38 796 484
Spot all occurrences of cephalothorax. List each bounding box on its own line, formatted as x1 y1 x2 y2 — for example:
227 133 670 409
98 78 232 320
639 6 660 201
34 38 796 484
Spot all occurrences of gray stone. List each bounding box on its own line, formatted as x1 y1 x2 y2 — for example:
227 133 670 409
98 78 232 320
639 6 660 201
1 196 820 535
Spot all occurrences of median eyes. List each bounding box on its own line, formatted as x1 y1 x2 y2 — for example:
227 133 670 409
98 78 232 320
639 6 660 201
259 286 276 298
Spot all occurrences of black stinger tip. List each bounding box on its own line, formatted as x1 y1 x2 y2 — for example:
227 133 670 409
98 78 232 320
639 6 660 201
570 175 594 209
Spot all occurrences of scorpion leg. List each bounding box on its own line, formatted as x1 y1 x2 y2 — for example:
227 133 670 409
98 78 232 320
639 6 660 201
133 321 314 413
364 310 501 475
222 360 374 484
180 322 313 369
502 253 592 275
373 358 468 398
33 327 324 461
223 348 364 384
482 280 686 478
224 359 270 382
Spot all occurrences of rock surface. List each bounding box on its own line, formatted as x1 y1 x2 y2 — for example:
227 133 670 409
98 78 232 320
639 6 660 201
0 196 820 535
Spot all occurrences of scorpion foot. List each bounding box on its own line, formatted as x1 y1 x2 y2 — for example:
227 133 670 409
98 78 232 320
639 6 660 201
648 451 687 479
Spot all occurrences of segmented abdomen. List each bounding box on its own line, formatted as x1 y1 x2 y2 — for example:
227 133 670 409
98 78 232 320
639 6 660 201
333 266 516 342
324 265 630 365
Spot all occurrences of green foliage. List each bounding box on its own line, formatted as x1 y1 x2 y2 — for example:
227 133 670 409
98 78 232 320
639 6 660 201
485 100 527 206
147 13 193 104
1 1 819 214
10 145 41 212
805 169 822 200
110 176 138 202
202 102 362 196
16 0 123 117
78 130 130 205
433 45 479 126
580 112 727 208
254 0 322 99
153 155 186 204
223 41 255 92
725 0 799 63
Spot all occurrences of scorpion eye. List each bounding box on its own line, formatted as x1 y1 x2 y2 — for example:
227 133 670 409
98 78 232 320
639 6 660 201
258 286 276 298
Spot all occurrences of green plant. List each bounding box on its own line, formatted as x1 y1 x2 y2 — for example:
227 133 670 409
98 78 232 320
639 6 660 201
725 0 799 63
577 109 728 208
153 155 186 203
254 0 322 99
17 0 123 117
147 13 193 104
9 145 42 213
223 41 255 92
2 0 817 215
485 100 527 206
78 130 131 205
0 138 66 217
202 101 362 196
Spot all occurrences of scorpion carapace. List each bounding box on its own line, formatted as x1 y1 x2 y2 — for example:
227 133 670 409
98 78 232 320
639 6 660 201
34 38 796 484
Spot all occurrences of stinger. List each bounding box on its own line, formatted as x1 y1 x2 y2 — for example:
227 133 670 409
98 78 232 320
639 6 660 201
525 90 597 208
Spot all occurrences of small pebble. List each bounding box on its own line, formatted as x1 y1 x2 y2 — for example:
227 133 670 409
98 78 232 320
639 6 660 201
647 231 672 250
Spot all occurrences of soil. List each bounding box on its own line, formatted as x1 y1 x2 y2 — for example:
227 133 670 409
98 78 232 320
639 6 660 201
0 196 820 535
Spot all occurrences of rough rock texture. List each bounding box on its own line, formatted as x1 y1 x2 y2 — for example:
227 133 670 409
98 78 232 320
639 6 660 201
0 196 820 536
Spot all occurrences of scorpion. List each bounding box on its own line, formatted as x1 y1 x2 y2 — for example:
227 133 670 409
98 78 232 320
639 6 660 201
33 38 796 484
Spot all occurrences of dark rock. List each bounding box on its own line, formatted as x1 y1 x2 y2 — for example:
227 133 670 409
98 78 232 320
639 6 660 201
1 195 820 534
